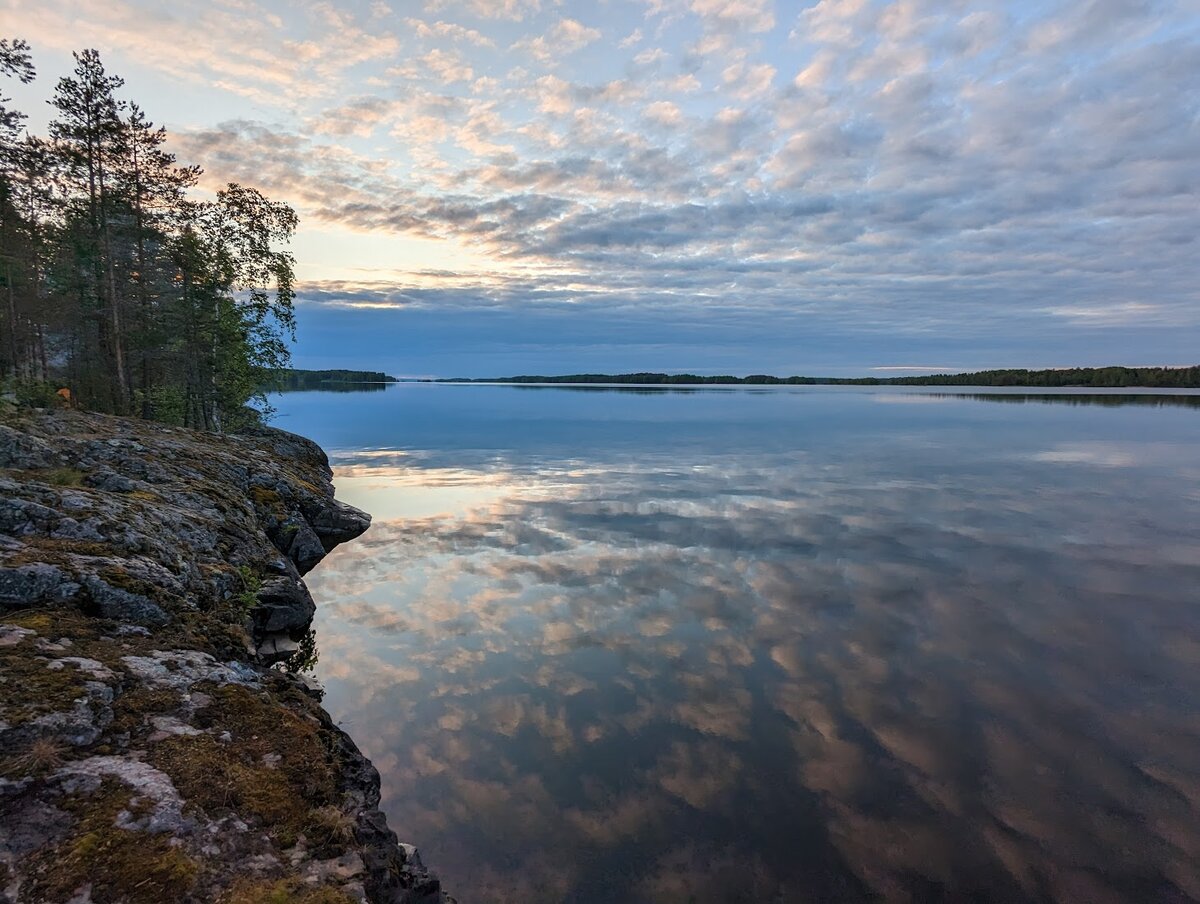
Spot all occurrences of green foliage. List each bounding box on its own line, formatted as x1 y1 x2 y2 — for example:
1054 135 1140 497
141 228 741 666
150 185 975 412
134 384 187 426
0 39 35 144
10 379 62 407
0 43 298 432
266 368 397 392
235 564 262 614
277 627 320 675
43 466 85 486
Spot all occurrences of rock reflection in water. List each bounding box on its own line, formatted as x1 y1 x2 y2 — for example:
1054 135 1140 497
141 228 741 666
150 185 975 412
290 386 1200 904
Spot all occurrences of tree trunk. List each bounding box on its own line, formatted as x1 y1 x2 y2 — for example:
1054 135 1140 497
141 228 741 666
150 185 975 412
4 260 18 379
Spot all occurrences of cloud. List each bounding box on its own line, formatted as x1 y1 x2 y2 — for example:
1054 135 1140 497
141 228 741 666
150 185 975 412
513 17 602 63
405 17 495 46
10 0 401 106
721 60 776 98
642 100 682 126
21 0 1195 369
390 47 476 84
424 0 549 21
690 0 774 33
297 405 1200 898
633 46 668 65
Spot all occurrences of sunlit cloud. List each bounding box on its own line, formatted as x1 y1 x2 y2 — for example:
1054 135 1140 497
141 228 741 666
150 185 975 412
6 0 1193 374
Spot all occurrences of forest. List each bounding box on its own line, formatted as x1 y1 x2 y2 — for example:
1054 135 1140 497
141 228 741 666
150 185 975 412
267 369 398 391
0 40 297 431
445 366 1200 388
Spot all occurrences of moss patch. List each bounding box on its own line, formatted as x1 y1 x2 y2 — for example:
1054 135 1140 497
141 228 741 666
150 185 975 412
42 467 86 487
0 649 91 729
109 686 184 737
148 684 340 849
25 780 200 904
220 878 358 904
248 486 286 519
4 608 171 663
6 536 119 567
98 564 164 599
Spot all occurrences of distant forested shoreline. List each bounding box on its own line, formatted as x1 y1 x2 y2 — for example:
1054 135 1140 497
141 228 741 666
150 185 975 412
268 369 398 391
438 366 1200 388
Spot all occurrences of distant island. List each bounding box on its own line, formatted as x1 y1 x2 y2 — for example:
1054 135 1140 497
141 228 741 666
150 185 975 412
439 366 1200 388
269 369 399 391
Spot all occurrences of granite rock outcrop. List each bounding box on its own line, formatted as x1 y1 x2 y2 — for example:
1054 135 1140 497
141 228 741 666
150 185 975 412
0 408 451 904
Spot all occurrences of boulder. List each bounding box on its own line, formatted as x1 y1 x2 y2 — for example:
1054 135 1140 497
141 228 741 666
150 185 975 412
82 574 170 626
252 576 316 635
0 563 82 610
286 521 328 575
311 499 372 551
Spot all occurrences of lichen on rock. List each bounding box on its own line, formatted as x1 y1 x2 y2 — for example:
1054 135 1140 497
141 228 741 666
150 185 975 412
0 409 451 904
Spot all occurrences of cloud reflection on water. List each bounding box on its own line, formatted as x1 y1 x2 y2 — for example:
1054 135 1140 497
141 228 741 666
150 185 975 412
305 407 1200 903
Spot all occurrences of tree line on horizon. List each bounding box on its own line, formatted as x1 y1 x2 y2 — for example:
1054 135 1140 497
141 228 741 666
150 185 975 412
441 366 1200 388
0 40 297 430
267 369 398 391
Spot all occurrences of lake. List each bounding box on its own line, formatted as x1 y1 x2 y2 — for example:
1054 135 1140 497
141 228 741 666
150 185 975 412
273 384 1200 903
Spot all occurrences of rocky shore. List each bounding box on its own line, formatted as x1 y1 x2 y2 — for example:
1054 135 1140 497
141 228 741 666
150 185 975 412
0 408 452 904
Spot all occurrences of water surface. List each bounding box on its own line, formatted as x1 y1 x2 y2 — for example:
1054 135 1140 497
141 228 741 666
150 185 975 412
275 384 1200 903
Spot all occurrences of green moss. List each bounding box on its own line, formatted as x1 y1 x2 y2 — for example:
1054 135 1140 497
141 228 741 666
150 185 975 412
221 878 358 904
109 686 183 737
248 485 285 515
6 536 117 566
98 565 158 597
0 648 91 729
42 467 86 487
26 781 200 904
8 608 199 666
5 608 110 645
6 610 59 634
177 613 254 660
148 684 340 848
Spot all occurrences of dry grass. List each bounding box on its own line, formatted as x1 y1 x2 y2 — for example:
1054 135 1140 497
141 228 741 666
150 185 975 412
3 737 67 776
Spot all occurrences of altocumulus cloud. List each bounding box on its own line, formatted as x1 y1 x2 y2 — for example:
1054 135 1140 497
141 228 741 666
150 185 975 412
6 0 1198 374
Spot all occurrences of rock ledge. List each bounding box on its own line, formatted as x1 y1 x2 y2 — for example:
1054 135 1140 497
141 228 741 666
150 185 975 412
0 408 451 904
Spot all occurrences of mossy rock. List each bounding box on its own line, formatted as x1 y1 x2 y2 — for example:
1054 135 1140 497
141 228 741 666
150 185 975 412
148 683 341 849
220 877 359 904
25 780 200 904
41 466 87 487
109 685 184 737
0 648 92 729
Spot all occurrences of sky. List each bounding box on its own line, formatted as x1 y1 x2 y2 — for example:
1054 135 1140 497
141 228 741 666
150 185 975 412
2 0 1198 377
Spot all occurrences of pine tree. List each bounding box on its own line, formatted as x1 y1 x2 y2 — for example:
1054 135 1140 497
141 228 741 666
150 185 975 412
49 49 130 411
1 41 300 430
0 39 35 381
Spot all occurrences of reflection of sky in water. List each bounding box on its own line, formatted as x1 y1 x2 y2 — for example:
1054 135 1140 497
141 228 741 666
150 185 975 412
276 385 1200 903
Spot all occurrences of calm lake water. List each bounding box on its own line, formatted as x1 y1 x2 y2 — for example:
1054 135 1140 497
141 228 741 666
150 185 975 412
274 384 1200 903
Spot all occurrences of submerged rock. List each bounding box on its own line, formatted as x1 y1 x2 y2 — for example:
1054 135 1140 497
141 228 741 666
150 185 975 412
0 409 451 904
